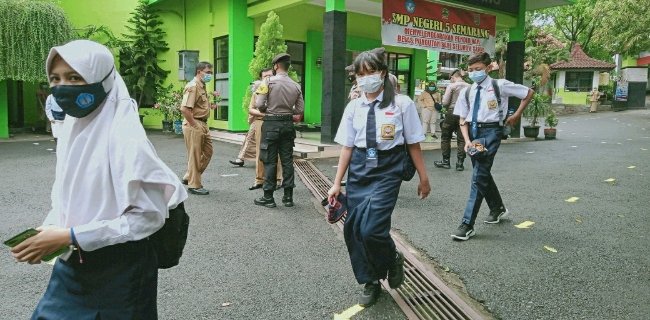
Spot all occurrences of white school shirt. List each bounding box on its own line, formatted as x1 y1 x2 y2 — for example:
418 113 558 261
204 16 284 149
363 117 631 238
44 95 63 121
335 91 425 149
453 76 529 123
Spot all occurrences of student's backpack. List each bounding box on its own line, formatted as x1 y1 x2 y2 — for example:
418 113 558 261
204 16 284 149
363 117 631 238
465 79 511 139
150 202 190 269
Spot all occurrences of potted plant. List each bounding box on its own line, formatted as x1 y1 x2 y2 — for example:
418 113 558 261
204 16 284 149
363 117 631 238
544 110 558 140
522 93 550 139
154 85 180 133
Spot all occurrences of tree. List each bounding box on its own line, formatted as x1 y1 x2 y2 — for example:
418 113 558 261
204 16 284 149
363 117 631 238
592 0 650 57
536 0 600 53
0 0 74 82
242 11 296 111
121 0 169 107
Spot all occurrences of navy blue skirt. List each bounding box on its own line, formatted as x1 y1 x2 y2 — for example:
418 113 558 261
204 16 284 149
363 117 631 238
344 147 404 283
32 239 158 320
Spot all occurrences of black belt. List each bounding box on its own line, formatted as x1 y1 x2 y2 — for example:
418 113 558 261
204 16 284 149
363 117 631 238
194 118 207 122
356 145 404 155
476 122 501 128
263 114 292 121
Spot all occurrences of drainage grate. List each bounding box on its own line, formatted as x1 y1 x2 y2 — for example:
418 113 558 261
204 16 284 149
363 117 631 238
294 159 484 320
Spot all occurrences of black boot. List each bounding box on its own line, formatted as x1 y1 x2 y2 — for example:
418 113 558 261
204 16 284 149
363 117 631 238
282 188 294 207
456 158 465 171
254 190 276 208
434 158 451 169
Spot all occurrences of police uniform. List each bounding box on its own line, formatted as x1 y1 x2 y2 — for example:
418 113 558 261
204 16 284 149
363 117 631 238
254 53 304 200
335 92 424 284
437 81 470 168
181 78 213 190
453 76 529 228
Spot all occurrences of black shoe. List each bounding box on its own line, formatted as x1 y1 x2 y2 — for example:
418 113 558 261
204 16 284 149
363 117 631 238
455 162 464 171
282 197 294 207
229 159 245 167
387 251 405 289
188 187 209 195
248 184 263 190
359 282 381 307
434 159 451 169
254 196 276 208
485 208 509 224
182 179 188 185
451 223 474 241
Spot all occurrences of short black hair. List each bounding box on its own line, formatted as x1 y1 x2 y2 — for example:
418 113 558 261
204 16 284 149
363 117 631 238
450 69 462 78
275 60 290 71
195 61 213 74
467 52 491 66
258 67 273 78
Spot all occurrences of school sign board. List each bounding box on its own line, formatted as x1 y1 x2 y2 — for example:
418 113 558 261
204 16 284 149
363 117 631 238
382 0 496 56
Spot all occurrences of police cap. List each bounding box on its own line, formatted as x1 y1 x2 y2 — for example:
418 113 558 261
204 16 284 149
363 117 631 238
272 53 291 65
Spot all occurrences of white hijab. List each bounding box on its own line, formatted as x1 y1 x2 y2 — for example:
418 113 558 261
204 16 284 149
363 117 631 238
45 40 186 228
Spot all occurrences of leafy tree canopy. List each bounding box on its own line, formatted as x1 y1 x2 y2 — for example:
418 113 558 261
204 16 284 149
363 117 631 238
0 0 74 82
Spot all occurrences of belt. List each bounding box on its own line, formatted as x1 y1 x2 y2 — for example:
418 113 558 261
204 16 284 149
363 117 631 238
356 145 404 155
476 122 501 128
263 114 292 121
194 118 208 122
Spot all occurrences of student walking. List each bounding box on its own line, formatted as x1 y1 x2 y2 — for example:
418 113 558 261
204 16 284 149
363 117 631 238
10 40 187 319
328 48 431 307
451 52 533 241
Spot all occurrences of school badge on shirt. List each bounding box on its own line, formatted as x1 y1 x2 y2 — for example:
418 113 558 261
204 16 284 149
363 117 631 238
488 99 498 110
381 124 396 140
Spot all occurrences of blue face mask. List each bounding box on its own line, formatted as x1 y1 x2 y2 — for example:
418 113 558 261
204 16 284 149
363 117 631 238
202 73 212 83
468 70 487 83
51 68 113 118
428 86 436 91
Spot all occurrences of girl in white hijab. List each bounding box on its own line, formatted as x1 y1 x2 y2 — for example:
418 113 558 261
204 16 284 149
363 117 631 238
11 40 187 319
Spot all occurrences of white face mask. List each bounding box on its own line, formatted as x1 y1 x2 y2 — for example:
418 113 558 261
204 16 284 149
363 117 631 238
357 73 384 93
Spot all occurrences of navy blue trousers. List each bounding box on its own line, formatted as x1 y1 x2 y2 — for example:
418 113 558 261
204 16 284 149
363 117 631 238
32 239 158 320
461 127 505 226
344 147 403 284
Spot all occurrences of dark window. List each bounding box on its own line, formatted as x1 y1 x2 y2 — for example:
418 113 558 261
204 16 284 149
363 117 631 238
214 36 228 73
439 52 462 69
386 52 412 96
213 36 229 120
565 71 593 92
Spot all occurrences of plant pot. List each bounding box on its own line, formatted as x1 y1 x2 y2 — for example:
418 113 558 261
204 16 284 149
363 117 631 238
173 120 183 135
523 126 540 138
544 128 557 140
162 120 173 133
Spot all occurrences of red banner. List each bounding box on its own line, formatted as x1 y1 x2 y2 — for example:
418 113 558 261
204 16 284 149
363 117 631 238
382 0 496 55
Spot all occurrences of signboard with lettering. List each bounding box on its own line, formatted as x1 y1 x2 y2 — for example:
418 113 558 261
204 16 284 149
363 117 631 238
461 0 519 15
382 0 497 56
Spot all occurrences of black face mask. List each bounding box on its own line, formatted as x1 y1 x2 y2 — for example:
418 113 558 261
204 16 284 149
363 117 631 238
51 68 113 118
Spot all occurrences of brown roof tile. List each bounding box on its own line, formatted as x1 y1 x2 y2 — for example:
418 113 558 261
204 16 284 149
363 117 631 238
550 44 615 70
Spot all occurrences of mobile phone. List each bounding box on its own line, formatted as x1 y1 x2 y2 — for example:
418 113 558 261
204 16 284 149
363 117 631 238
4 228 39 247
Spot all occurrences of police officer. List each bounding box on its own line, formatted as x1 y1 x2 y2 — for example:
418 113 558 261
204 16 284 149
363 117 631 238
253 53 304 208
180 61 215 195
434 69 470 171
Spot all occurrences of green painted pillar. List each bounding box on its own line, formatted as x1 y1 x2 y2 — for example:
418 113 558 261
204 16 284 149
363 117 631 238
505 0 525 138
325 0 345 12
321 0 347 143
228 0 254 132
0 80 8 139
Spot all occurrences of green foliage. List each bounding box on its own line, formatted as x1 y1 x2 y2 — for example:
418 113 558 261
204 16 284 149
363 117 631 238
121 0 169 107
243 11 298 112
153 84 183 121
75 25 122 50
592 0 650 57
545 110 558 128
0 0 74 81
523 93 551 127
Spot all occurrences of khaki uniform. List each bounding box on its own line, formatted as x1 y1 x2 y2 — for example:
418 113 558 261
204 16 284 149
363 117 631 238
255 71 304 191
417 90 442 137
246 93 282 185
589 90 601 112
182 78 213 188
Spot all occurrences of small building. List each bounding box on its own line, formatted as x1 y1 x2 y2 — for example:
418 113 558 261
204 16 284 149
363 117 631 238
550 44 615 105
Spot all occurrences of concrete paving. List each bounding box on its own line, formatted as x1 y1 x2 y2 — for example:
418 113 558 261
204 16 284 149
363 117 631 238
0 133 406 319
314 109 650 320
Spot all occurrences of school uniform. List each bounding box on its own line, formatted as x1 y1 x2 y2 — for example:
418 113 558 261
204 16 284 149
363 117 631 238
335 92 424 284
453 76 529 227
32 40 188 319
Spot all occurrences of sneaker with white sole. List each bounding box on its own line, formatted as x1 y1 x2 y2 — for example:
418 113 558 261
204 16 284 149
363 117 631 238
485 208 509 224
451 223 474 241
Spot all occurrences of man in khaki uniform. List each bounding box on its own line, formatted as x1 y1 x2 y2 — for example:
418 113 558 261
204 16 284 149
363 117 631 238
417 82 442 140
181 61 215 195
589 88 601 113
253 53 304 208
247 68 282 190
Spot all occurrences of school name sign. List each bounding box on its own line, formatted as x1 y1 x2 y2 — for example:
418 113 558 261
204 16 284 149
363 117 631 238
382 0 496 56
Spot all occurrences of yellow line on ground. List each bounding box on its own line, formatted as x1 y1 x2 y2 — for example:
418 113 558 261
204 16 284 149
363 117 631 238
333 304 365 320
